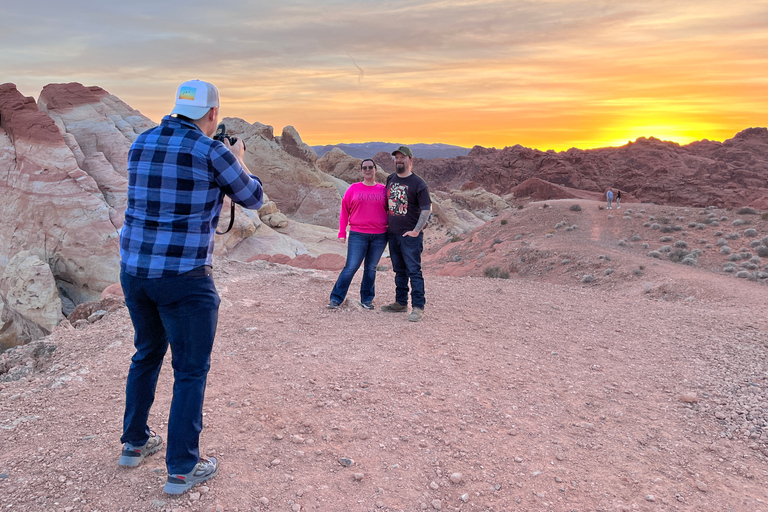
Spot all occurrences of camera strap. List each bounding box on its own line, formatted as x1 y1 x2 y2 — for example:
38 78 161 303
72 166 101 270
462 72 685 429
216 201 236 235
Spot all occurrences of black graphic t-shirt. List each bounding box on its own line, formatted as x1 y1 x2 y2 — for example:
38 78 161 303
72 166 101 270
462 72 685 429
386 173 431 235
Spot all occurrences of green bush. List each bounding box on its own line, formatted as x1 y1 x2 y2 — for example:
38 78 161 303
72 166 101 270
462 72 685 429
500 219 508 225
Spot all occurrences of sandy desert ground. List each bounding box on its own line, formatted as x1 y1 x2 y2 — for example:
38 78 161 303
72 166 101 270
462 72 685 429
1 200 768 512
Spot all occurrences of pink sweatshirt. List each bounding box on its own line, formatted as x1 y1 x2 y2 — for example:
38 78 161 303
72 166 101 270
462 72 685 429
338 182 388 238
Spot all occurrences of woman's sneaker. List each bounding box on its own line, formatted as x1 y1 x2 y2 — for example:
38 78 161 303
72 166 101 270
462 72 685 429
163 457 219 495
118 433 163 467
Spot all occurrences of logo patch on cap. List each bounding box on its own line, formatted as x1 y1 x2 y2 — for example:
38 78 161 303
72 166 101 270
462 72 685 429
178 87 196 100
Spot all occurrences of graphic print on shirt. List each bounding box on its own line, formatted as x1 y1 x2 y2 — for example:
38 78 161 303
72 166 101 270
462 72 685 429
388 183 409 216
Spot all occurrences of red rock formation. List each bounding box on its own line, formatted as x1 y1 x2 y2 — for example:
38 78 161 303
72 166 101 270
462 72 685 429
384 130 768 208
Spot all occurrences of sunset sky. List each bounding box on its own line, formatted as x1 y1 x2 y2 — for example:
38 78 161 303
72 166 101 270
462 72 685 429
2 0 767 151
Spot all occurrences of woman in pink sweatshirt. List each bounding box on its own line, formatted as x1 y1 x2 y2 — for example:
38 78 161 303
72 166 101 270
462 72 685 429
328 159 388 309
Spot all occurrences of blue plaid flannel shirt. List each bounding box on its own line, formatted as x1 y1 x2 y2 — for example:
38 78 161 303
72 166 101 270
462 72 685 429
120 115 264 278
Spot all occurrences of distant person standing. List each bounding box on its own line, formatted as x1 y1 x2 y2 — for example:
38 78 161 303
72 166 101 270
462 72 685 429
327 159 388 310
118 80 264 495
616 190 622 209
606 189 614 209
381 146 431 322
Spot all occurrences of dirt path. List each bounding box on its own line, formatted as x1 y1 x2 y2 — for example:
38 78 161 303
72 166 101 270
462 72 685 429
2 257 768 511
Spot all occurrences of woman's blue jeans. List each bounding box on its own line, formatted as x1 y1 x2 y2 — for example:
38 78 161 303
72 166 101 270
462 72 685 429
120 266 220 475
330 231 388 304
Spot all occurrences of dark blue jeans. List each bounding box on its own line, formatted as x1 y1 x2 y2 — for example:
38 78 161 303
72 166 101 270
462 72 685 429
120 266 220 475
387 232 425 308
330 231 388 304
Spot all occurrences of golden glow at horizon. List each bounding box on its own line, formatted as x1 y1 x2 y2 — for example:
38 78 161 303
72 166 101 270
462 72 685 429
4 1 766 152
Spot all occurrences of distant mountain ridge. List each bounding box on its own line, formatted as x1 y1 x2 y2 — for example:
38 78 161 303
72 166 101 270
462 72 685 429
311 142 471 159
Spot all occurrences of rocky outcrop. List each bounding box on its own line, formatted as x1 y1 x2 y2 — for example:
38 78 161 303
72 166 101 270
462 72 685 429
0 252 64 351
373 130 768 209
223 117 342 229
0 83 129 305
317 148 388 184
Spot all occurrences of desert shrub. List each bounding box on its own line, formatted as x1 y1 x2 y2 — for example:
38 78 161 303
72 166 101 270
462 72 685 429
630 234 642 241
561 259 571 265
514 234 523 240
555 222 564 228
744 228 758 237
598 254 611 261
669 248 690 262
636 213 643 218
681 256 698 266
581 274 594 283
728 253 741 261
699 238 707 244
705 244 713 249
659 236 674 242
633 268 643 276
756 246 768 257
660 226 673 233
762 212 768 221
623 215 631 220
723 263 737 273
750 240 761 248
736 270 750 279
721 216 728 221
484 266 510 279
688 222 698 228
617 239 628 247
691 249 703 257
658 216 671 224
649 215 655 220
648 251 662 259
714 231 724 236
696 223 706 229
570 204 582 212
743 263 758 270
726 232 740 240
758 272 768 279
674 240 688 248
732 219 746 226
640 210 647 214
720 245 732 255
740 252 753 260
452 254 462 262
518 205 524 209
737 207 758 215
642 243 650 249
545 233 554 238
673 225 683 231
651 224 661 230
644 222 652 227
660 245 672 253
605 268 614 275
762 235 768 245
716 238 728 246
449 235 461 243
702 217 714 225
500 219 508 225
710 221 720 227
565 226 574 232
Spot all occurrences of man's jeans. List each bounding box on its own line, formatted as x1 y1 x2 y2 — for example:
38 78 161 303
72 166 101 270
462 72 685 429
330 231 388 304
387 232 425 309
120 266 220 475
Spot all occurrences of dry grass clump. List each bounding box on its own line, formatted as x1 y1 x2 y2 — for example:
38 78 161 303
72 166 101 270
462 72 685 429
726 232 741 240
674 240 689 248
756 246 768 257
630 234 642 241
659 236 674 242
581 274 595 283
648 251 662 259
720 246 732 255
569 204 582 212
737 207 758 215
483 266 510 279
744 228 757 237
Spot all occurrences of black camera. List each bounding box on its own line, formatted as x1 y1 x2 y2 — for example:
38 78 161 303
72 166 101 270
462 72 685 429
213 123 245 150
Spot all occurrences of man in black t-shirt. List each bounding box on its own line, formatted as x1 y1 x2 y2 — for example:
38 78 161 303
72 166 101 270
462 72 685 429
381 145 431 322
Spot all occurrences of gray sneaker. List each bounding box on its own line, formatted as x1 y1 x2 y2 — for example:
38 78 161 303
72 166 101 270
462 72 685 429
408 307 424 322
163 457 219 495
118 433 163 467
381 302 407 312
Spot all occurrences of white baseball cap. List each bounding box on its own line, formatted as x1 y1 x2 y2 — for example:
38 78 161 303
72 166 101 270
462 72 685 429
170 80 219 119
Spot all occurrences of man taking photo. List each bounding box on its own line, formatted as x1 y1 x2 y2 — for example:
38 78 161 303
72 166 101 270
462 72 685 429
117 79 263 494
